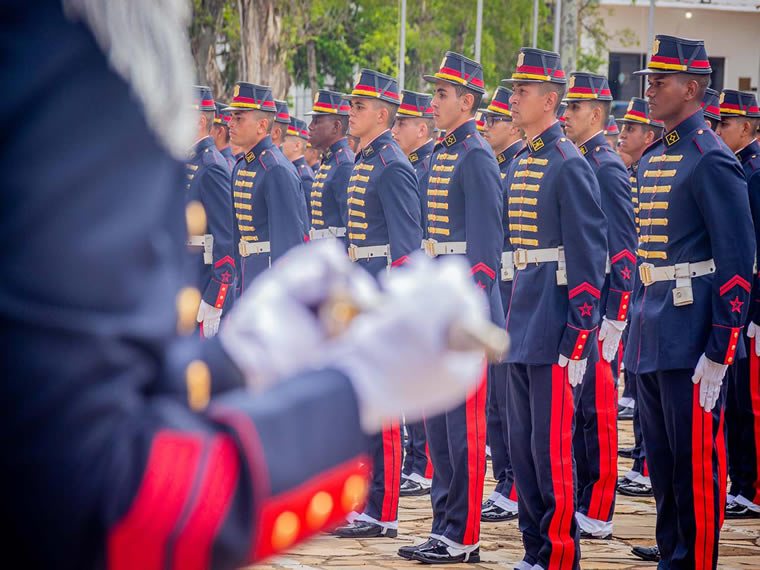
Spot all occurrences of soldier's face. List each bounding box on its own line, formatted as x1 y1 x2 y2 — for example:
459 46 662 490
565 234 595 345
509 82 551 128
348 98 379 139
482 117 512 151
229 111 265 149
392 117 421 154
431 81 467 131
281 136 302 160
563 101 597 143
618 123 647 156
308 115 335 150
645 74 686 123
717 117 749 153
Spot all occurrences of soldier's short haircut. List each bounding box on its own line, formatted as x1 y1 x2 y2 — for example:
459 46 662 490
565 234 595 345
453 84 483 116
252 110 274 134
539 82 567 112
590 100 611 120
678 73 711 100
201 111 215 134
422 117 436 135
370 99 400 128
646 123 664 139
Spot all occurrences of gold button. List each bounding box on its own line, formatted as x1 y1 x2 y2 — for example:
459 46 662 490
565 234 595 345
186 360 211 411
728 357 734 363
581 334 587 339
577 344 583 349
271 511 300 551
306 491 334 530
622 304 628 309
697 129 704 134
186 200 207 236
176 287 201 334
573 355 580 360
731 345 736 350
341 474 368 512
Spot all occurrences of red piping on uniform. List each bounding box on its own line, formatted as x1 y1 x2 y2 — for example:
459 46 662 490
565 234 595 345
716 408 727 529
463 369 487 545
548 365 575 570
610 250 636 264
171 436 240 570
751 350 760 505
692 383 716 570
380 423 401 521
391 255 409 268
470 262 496 280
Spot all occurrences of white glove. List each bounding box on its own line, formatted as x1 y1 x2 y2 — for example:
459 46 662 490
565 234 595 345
598 317 627 363
558 354 588 387
327 253 488 433
691 353 728 413
220 240 378 393
747 322 760 357
196 300 222 338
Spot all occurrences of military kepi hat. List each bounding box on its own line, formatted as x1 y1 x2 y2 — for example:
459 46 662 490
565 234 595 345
634 35 712 75
307 90 351 116
194 85 216 111
348 69 401 104
503 48 566 84
214 101 232 126
563 72 612 101
424 51 486 94
701 88 721 122
617 97 663 128
224 82 277 112
719 90 760 118
604 115 620 136
274 100 291 124
397 90 434 118
483 86 513 118
287 117 310 139
475 110 487 132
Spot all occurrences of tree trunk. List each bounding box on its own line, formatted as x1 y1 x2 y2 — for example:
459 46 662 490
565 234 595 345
560 0 578 73
190 0 226 96
240 0 291 98
306 39 318 94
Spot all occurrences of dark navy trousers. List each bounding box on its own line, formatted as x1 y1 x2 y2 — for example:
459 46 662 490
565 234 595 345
487 362 517 502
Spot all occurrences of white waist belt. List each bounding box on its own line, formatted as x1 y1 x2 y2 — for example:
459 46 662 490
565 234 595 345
421 239 467 257
501 252 514 281
187 234 214 265
310 226 347 240
513 246 568 285
238 240 271 257
348 244 390 263
638 259 715 307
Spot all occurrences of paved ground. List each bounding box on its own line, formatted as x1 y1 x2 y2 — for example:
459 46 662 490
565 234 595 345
253 413 760 569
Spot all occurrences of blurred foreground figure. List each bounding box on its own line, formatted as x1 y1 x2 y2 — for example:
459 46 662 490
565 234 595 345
0 2 488 568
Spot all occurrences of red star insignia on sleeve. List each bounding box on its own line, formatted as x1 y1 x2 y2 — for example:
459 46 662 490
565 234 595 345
730 295 744 313
621 266 632 280
221 271 232 283
579 302 593 317
476 281 486 290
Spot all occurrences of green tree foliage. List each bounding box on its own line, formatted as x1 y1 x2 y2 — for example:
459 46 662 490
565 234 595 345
190 0 621 100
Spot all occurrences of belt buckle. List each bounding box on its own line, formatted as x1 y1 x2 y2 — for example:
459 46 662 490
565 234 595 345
514 249 528 270
347 244 359 262
423 239 438 258
238 241 249 258
639 263 654 286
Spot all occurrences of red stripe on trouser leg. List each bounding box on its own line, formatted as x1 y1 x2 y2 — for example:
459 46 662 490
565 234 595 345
751 350 760 504
424 436 434 479
108 432 204 570
509 483 518 502
380 422 401 521
587 351 618 521
692 383 716 570
172 436 240 570
548 365 576 570
642 458 649 477
463 367 488 545
716 409 727 529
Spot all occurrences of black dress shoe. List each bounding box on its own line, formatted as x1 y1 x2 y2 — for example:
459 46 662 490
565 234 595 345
617 480 653 497
481 504 518 522
631 545 660 562
481 498 494 510
617 446 635 458
580 530 612 540
400 478 430 497
618 406 634 420
333 520 397 539
412 540 480 564
725 500 760 519
398 538 437 559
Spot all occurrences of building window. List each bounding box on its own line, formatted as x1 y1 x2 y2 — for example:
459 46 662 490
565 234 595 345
609 52 647 106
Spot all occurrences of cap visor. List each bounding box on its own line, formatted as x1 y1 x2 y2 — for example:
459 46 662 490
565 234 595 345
501 78 547 85
424 74 485 93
